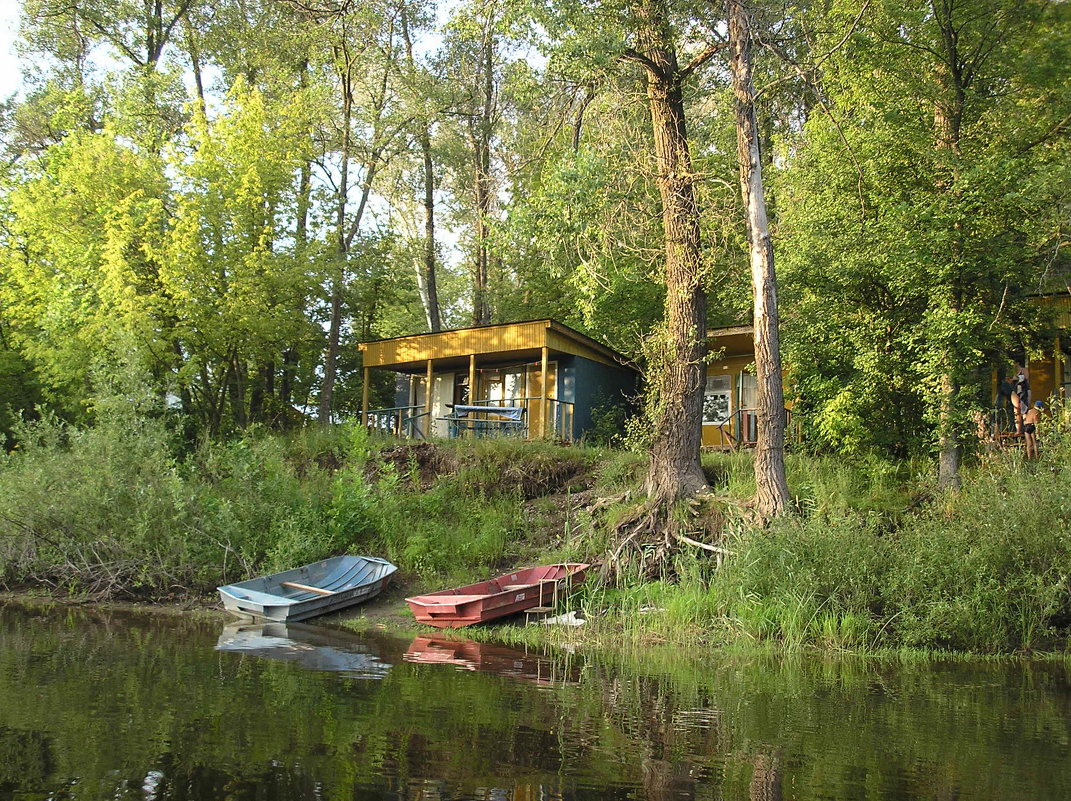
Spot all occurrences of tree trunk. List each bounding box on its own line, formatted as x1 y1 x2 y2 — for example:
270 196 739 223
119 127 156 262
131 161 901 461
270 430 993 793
469 126 493 326
938 373 961 489
319 65 355 425
933 4 965 491
419 130 442 331
400 4 442 332
227 353 247 429
749 752 783 801
319 40 393 423
280 348 296 407
632 0 709 501
320 276 344 425
572 85 596 152
727 0 791 520
469 17 496 327
183 17 205 112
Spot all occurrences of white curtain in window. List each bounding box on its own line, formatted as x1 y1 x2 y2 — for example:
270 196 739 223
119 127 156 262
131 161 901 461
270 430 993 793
739 373 758 410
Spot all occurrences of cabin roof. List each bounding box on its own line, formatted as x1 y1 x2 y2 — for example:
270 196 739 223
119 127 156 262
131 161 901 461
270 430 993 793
359 318 637 373
707 325 755 359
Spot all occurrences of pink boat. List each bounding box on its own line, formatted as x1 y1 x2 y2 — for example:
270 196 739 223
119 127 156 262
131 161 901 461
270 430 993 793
405 563 590 628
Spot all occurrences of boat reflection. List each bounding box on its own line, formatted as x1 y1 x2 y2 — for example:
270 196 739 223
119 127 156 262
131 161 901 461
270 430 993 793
404 636 579 686
216 621 394 679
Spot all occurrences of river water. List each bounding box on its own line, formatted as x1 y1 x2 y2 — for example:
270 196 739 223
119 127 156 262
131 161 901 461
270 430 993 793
1 601 1069 801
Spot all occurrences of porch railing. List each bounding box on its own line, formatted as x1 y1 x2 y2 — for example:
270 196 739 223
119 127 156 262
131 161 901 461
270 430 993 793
717 408 799 451
443 396 576 441
365 397 576 441
365 405 431 439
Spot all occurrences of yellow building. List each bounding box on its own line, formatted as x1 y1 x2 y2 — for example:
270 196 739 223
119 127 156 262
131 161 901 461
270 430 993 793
358 319 639 442
1021 292 1071 401
701 325 767 449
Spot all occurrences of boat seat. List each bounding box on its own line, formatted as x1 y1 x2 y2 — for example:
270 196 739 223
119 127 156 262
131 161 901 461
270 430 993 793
421 594 486 605
223 587 296 606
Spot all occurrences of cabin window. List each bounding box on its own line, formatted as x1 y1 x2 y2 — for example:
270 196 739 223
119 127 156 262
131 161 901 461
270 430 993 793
454 374 470 406
739 373 758 410
481 365 527 402
703 375 732 425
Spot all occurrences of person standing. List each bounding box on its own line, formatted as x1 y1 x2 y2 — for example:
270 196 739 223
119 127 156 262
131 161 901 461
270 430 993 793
1023 400 1043 459
1012 367 1030 434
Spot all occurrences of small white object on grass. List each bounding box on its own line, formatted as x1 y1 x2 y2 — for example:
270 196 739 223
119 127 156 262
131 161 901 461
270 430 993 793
541 610 585 626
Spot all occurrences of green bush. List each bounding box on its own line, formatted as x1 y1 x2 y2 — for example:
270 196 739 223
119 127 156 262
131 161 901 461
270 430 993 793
882 454 1071 651
704 444 1071 652
0 395 576 597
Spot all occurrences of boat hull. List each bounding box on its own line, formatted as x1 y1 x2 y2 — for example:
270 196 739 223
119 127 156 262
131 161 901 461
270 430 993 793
217 555 397 622
405 563 589 628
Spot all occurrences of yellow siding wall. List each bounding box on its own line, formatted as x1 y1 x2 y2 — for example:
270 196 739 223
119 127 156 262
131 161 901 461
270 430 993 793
362 321 549 367
1030 356 1056 401
1039 295 1071 329
702 356 753 448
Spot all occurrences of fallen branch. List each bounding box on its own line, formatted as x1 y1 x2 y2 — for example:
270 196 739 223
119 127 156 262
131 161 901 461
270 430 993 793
675 531 733 556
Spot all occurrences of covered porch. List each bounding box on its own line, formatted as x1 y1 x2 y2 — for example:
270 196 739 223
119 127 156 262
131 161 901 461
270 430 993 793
358 320 637 442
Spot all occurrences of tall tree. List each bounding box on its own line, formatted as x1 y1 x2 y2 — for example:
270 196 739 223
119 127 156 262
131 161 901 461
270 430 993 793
726 0 790 518
438 0 513 326
305 2 408 423
623 0 713 501
398 0 443 331
530 0 743 501
776 0 1071 475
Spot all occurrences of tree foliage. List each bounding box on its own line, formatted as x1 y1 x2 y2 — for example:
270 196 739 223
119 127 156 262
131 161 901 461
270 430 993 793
776 0 1071 460
0 0 1067 491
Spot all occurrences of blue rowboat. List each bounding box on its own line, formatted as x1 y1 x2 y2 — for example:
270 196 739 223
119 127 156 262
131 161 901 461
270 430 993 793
217 555 398 622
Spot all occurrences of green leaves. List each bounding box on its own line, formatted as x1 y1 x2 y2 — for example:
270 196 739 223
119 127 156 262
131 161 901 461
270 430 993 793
776 0 1071 457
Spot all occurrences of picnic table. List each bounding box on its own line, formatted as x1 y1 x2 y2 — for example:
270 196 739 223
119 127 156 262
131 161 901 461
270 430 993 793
441 404 526 438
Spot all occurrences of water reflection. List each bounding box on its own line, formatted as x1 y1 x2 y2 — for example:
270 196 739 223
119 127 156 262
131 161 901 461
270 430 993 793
0 725 54 795
404 636 580 685
216 620 393 679
1 599 1070 801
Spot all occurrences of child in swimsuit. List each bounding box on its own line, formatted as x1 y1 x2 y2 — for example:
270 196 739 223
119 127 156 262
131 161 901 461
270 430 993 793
1023 401 1043 459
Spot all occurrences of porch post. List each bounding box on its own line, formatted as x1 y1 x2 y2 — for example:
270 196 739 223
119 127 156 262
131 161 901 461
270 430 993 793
540 346 549 438
361 366 370 427
425 358 434 438
405 375 414 436
1057 336 1064 399
468 354 476 403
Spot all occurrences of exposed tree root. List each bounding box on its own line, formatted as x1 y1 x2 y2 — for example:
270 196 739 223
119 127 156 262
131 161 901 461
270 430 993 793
600 492 747 583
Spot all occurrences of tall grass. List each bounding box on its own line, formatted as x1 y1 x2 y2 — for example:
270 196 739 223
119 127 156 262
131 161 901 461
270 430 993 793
701 445 1071 653
4 369 1071 654
0 388 600 599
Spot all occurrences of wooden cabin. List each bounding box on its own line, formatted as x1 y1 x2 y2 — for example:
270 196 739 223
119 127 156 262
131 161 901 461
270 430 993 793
358 319 638 442
703 325 763 449
1021 292 1071 400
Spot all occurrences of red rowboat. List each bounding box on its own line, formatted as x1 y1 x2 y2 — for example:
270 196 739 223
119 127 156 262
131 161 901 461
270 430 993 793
405 563 590 628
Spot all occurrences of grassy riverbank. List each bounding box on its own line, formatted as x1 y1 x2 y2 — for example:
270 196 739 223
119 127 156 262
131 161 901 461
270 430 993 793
3 396 1071 654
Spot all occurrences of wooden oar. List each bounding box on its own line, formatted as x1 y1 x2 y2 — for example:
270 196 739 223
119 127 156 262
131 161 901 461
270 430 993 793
280 581 335 596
